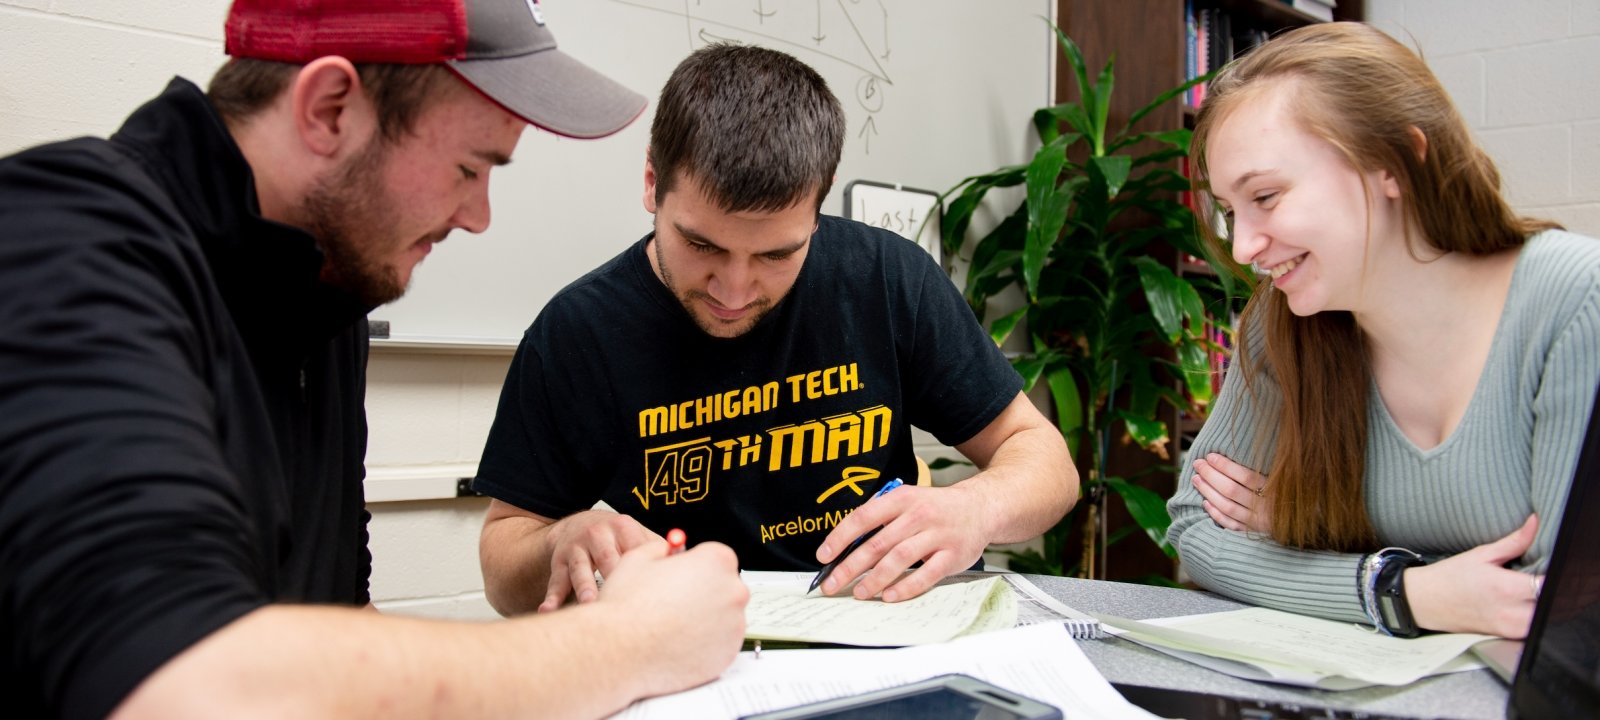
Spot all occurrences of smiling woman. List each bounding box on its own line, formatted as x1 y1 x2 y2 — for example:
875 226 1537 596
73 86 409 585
1168 21 1600 641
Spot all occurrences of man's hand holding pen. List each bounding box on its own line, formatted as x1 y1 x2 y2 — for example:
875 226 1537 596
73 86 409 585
812 478 992 603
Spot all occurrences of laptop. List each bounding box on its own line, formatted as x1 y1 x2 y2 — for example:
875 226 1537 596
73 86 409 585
1115 381 1600 720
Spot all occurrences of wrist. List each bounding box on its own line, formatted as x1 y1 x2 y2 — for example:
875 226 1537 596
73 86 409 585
1365 547 1426 638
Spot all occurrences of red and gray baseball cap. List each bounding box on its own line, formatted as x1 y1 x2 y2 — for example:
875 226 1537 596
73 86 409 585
224 0 647 139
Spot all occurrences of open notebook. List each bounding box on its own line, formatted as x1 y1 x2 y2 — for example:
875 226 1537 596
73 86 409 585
739 571 1102 648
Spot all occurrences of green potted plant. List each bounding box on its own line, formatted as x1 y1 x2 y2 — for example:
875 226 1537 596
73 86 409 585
939 27 1248 579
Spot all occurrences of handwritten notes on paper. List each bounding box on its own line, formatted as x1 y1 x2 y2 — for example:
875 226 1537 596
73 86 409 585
1098 607 1493 689
612 623 1164 720
744 574 1018 647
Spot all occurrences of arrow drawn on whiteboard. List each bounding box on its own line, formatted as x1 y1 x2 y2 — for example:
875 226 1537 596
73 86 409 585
753 0 775 23
813 0 825 43
697 28 743 45
858 115 878 154
605 0 891 84
877 0 889 58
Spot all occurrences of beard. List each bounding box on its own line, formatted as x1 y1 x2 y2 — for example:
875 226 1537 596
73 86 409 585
653 235 774 338
301 137 409 307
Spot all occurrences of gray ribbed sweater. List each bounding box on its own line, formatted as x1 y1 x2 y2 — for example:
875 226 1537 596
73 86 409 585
1167 230 1600 623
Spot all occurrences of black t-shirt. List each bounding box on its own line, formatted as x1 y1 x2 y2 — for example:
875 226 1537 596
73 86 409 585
476 216 1022 569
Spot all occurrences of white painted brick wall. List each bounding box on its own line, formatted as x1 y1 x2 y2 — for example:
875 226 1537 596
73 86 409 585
1369 0 1600 236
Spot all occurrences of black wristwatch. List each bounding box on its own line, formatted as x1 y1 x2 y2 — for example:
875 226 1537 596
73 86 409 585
1374 551 1427 638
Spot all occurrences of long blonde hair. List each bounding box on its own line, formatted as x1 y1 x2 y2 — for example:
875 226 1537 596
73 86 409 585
1190 22 1560 551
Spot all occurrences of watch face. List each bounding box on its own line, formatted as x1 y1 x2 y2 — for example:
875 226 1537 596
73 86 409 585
1376 555 1422 637
1379 598 1405 629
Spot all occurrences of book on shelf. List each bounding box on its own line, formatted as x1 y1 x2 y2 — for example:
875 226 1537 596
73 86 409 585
1185 0 1198 106
1183 5 1287 109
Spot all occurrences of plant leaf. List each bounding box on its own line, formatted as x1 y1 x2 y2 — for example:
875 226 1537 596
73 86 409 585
1092 54 1116 155
1176 339 1214 408
1118 412 1170 458
1104 476 1176 557
1120 71 1212 138
926 457 972 471
939 166 1026 259
1045 365 1083 458
1010 354 1049 391
1052 24 1096 142
988 306 1028 347
1090 155 1133 199
1023 134 1073 300
1132 256 1186 342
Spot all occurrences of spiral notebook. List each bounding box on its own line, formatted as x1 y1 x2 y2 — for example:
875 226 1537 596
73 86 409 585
982 572 1104 640
739 571 1103 645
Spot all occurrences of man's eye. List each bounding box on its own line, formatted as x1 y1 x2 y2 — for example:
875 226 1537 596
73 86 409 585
688 241 717 254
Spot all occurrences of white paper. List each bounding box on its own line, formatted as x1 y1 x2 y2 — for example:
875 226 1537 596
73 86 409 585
743 574 1016 646
740 570 1100 642
1099 607 1494 688
610 622 1164 720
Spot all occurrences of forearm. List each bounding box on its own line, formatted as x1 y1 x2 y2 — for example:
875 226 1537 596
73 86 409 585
113 604 660 720
965 424 1078 544
1169 490 1366 623
480 513 560 616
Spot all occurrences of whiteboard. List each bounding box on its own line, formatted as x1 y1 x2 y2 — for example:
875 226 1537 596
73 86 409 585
843 179 942 264
368 0 1056 343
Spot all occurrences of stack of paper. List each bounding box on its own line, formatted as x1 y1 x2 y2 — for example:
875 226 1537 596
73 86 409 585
611 622 1164 720
1097 607 1493 689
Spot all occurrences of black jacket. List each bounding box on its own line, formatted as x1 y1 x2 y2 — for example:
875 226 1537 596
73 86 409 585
0 78 373 719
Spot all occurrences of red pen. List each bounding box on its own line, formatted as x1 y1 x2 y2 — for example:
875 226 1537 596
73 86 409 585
666 528 687 555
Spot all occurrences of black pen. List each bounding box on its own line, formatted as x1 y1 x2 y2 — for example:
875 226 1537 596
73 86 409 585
807 478 904 595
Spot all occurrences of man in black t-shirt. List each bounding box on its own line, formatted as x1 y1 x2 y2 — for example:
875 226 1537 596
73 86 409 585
0 2 748 718
475 44 1079 615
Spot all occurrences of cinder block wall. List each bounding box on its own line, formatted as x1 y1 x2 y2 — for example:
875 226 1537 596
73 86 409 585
1369 0 1600 235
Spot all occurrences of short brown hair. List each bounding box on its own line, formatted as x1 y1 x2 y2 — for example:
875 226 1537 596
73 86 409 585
648 44 845 213
207 58 457 143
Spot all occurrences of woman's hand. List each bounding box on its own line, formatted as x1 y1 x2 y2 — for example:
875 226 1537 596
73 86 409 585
1191 452 1272 534
1406 515 1542 638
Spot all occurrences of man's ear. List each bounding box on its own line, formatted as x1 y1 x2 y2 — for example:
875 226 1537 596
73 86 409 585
643 154 659 214
290 57 374 159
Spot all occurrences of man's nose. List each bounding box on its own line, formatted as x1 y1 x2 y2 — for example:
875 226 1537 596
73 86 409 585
708 259 757 308
453 186 492 234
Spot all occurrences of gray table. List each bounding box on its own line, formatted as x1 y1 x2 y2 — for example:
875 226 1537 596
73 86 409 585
1024 575 1509 720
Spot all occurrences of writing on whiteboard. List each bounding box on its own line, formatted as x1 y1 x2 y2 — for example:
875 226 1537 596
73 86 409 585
842 180 941 264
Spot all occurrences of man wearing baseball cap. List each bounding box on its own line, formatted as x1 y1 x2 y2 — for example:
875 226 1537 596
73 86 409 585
0 1 748 718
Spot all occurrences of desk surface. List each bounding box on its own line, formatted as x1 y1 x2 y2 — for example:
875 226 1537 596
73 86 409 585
1026 575 1508 720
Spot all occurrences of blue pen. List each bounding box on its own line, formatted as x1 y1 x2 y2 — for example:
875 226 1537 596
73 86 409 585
807 478 904 595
